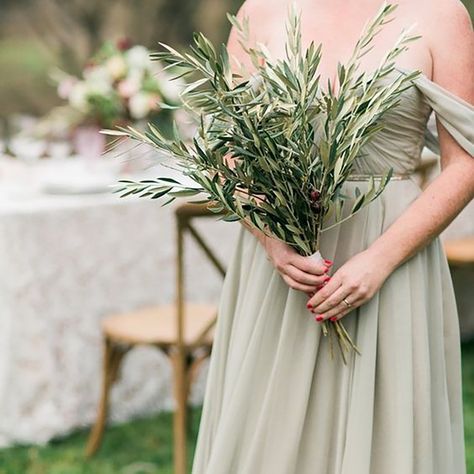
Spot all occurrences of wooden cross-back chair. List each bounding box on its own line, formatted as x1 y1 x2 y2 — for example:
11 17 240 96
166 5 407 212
443 237 474 267
85 202 226 474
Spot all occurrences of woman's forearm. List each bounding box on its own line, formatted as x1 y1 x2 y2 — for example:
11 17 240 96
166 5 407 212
222 153 268 248
367 159 474 274
230 173 268 248
240 216 267 247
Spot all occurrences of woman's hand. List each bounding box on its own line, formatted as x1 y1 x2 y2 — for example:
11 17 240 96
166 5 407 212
306 248 393 322
263 236 332 293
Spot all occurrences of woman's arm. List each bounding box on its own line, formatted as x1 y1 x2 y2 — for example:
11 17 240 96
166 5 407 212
308 1 474 322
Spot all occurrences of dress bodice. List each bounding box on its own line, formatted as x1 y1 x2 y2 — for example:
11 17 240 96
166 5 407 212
346 67 474 175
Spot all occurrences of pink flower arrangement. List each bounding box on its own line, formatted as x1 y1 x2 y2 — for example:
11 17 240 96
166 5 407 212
52 38 184 128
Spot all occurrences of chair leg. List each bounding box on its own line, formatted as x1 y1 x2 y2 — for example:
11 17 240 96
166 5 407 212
186 349 210 427
85 338 127 457
187 349 210 393
185 352 197 435
171 347 193 474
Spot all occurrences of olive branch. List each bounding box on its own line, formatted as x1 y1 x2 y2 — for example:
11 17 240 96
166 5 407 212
104 1 421 361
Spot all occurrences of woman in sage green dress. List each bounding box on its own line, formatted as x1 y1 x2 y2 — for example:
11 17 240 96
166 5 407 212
191 1 474 473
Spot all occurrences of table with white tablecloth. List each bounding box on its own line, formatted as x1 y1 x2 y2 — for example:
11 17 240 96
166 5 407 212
0 157 238 447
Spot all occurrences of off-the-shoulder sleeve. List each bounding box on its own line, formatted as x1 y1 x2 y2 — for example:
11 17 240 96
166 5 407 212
411 74 474 157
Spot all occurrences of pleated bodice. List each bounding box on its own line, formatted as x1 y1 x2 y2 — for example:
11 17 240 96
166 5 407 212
315 67 474 176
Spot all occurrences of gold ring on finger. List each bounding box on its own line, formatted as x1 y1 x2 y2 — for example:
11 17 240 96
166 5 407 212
342 297 352 308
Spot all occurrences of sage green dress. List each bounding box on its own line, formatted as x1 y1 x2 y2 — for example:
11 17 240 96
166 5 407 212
191 68 474 474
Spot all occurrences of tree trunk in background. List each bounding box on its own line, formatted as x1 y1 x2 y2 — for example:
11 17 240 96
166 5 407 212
1 0 244 60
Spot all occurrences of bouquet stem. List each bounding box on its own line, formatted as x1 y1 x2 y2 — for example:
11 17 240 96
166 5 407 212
308 249 361 363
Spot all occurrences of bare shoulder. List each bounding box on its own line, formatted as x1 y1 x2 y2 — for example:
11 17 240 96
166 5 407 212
420 0 473 97
422 0 473 39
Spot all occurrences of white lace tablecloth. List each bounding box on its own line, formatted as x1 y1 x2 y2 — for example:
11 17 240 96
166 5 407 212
0 157 239 447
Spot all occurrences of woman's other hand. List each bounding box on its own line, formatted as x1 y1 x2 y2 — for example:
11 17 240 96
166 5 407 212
306 248 393 322
263 236 332 293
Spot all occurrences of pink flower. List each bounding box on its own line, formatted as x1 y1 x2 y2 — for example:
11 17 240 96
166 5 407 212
117 37 133 51
117 79 139 99
57 77 77 99
84 60 97 69
148 94 161 110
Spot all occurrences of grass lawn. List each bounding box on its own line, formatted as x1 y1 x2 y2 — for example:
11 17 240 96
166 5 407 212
0 408 203 474
462 339 474 470
1 340 474 474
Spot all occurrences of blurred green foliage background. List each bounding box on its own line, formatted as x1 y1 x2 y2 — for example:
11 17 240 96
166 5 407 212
0 0 242 117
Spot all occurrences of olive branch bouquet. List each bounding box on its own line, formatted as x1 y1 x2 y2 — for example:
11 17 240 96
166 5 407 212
105 2 420 362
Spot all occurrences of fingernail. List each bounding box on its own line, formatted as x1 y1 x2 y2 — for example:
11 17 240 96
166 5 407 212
315 314 324 321
324 259 333 265
306 302 312 309
330 316 338 321
324 275 331 281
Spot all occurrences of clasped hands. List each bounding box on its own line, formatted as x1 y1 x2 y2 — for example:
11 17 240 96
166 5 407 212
263 235 391 323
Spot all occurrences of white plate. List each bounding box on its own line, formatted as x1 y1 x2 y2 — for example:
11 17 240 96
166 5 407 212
41 179 113 195
39 159 118 195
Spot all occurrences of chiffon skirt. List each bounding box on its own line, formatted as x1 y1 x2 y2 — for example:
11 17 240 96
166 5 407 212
191 177 466 474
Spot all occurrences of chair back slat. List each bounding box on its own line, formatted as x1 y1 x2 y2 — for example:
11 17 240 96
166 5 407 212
175 203 227 347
